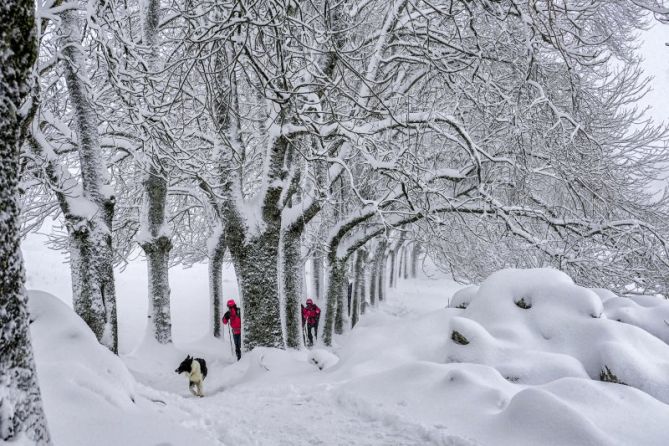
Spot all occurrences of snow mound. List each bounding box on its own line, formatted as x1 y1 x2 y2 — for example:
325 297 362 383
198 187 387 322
337 361 669 446
331 271 669 446
307 349 339 370
448 285 478 309
28 290 136 409
28 290 214 445
602 293 669 344
445 269 669 402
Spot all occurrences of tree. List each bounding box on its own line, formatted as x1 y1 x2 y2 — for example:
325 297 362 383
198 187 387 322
20 2 122 352
15 0 669 354
0 0 51 442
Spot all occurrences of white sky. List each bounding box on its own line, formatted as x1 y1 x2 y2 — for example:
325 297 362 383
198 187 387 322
640 23 669 125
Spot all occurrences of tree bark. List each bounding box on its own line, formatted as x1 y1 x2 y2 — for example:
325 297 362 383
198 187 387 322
208 226 226 338
60 8 118 352
139 166 172 344
369 247 378 306
282 228 304 348
377 244 387 302
137 0 173 344
323 257 347 346
0 0 51 441
334 263 348 335
410 241 421 278
351 249 366 328
227 225 284 350
402 244 410 280
312 252 323 301
388 249 396 288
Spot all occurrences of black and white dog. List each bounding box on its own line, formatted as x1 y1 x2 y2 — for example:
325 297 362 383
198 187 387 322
175 355 208 397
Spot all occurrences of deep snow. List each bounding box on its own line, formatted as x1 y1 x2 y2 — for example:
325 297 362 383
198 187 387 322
16 234 669 445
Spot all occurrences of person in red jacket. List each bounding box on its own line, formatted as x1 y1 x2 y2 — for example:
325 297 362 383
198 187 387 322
301 298 321 347
223 299 242 360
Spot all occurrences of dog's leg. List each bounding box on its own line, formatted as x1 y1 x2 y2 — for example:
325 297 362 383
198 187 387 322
189 382 198 396
197 382 204 397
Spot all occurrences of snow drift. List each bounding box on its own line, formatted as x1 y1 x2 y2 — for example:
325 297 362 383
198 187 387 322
27 291 213 445
445 269 669 402
333 269 669 446
21 268 669 446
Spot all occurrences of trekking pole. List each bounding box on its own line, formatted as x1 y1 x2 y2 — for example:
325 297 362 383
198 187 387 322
227 324 234 357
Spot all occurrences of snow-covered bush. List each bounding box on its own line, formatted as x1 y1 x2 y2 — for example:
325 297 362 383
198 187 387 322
444 269 669 403
448 285 478 309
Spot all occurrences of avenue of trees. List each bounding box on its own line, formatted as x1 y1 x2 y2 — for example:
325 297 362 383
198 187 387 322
4 1 669 441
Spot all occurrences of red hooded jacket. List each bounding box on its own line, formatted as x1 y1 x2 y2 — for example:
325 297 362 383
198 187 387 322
223 305 242 334
301 303 321 326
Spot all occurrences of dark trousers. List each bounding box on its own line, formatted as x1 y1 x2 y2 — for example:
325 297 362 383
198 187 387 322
306 323 318 346
233 333 241 360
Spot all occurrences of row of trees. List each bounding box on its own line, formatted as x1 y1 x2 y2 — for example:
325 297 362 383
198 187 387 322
5 0 669 442
19 0 669 351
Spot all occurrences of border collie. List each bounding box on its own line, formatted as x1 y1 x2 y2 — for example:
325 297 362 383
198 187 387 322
175 355 208 397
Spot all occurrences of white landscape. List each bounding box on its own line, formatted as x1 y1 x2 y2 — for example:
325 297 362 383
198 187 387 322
20 252 669 446
4 1 669 446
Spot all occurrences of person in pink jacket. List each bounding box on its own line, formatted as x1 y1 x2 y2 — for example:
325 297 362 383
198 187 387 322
223 299 242 360
301 298 321 347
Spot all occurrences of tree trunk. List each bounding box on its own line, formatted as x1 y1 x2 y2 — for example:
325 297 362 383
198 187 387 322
227 227 284 350
378 251 387 302
351 250 365 328
137 0 172 344
388 249 396 288
282 229 304 348
369 249 378 306
360 260 368 316
335 263 348 335
0 0 51 440
410 241 421 278
323 258 347 346
312 252 323 301
402 244 410 280
372 240 387 303
391 233 405 287
68 215 118 352
208 226 226 338
60 8 118 352
139 166 172 344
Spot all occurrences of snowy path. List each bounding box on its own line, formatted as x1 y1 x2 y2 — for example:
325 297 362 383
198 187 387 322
138 379 435 446
131 356 464 446
125 279 471 446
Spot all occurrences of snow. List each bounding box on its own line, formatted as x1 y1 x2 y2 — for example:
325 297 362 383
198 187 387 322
21 243 669 445
602 292 669 344
26 290 214 445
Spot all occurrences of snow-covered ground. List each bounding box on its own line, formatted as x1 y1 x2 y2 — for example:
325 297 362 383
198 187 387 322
21 235 669 445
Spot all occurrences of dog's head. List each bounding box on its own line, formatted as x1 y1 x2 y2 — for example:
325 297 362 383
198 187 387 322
175 355 193 374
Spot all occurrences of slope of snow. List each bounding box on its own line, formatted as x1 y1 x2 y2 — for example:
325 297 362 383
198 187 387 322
27 291 215 445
